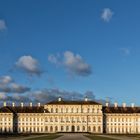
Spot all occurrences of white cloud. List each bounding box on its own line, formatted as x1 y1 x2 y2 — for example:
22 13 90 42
16 55 42 76
48 51 92 76
0 19 7 31
0 75 30 93
101 8 114 22
0 76 13 86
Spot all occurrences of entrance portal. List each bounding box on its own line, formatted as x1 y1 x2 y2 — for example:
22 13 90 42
72 125 75 132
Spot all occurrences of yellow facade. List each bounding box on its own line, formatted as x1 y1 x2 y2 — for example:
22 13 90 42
0 99 139 134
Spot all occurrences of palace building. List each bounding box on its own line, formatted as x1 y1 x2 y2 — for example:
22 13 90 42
0 97 140 134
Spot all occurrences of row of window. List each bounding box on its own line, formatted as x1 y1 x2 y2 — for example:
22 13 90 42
108 127 140 133
18 118 43 121
46 125 101 132
0 118 12 121
45 117 102 122
0 128 12 132
108 118 139 122
18 123 43 125
48 108 101 113
0 123 11 125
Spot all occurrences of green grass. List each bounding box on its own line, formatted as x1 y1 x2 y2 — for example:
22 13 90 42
25 134 61 140
85 135 118 140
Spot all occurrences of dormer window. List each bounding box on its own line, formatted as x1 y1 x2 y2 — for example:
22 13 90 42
58 97 62 102
84 96 88 102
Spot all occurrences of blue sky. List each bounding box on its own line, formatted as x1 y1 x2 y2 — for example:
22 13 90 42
0 0 140 105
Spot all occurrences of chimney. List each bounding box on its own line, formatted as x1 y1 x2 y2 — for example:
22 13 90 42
12 102 15 107
84 96 88 102
38 103 41 107
3 102 6 107
58 97 62 102
29 102 32 107
131 103 135 108
105 102 109 107
122 103 126 108
21 102 24 107
114 102 118 108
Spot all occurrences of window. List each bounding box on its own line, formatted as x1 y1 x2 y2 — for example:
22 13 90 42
55 126 58 131
50 117 53 122
45 126 48 131
71 108 73 113
56 108 58 113
55 117 58 122
77 126 80 131
50 126 53 132
98 126 101 132
93 126 96 132
61 126 63 131
83 126 85 131
88 126 91 131
66 126 69 131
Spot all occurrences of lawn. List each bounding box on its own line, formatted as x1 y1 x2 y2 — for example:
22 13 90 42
25 134 61 140
85 135 118 140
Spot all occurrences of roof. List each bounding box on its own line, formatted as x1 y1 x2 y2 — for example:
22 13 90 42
103 106 140 114
6 106 49 113
47 100 101 105
0 107 12 113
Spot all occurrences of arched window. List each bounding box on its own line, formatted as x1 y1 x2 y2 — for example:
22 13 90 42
55 126 58 131
51 108 53 113
56 108 58 113
45 126 48 131
93 126 96 132
88 126 91 131
61 126 63 131
37 127 39 132
50 126 53 132
83 126 85 131
77 126 80 131
66 126 69 131
98 126 101 132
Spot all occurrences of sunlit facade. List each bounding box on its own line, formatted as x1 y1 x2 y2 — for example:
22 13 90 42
0 98 140 134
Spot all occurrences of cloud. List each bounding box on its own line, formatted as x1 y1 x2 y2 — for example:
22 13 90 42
120 48 130 56
0 87 109 106
16 55 43 76
0 92 7 100
0 75 30 94
101 8 114 22
0 76 13 85
48 51 92 77
29 89 106 104
0 19 7 31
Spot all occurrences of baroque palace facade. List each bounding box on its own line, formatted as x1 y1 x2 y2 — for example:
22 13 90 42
0 97 140 134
